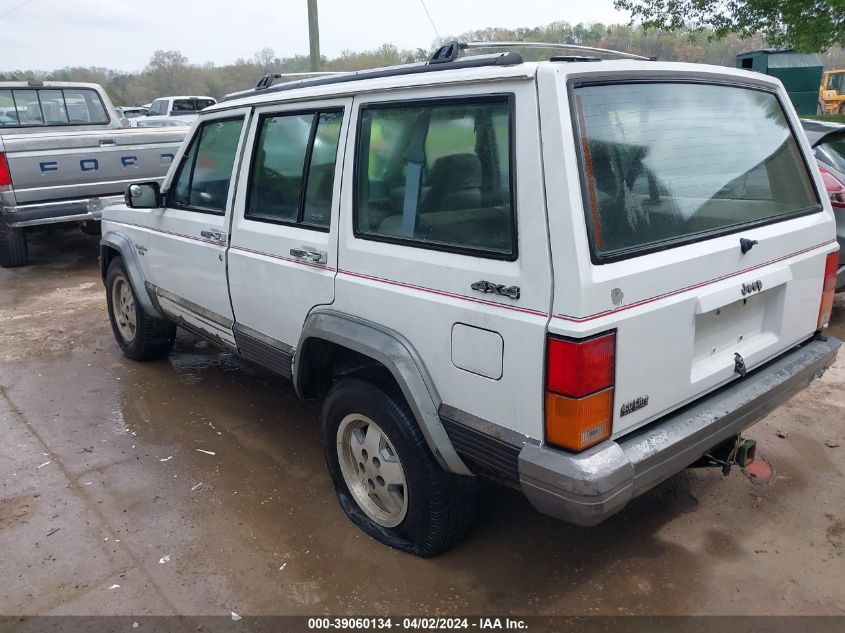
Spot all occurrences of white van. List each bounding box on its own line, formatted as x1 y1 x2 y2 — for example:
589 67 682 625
100 43 840 556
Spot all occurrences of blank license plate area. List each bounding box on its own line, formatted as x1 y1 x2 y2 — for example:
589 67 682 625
691 285 785 382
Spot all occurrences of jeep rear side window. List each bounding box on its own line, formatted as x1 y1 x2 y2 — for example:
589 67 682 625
169 117 244 214
573 82 820 261
355 97 515 259
246 110 342 229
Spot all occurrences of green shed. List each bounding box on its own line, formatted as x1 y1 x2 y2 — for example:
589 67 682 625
736 49 823 115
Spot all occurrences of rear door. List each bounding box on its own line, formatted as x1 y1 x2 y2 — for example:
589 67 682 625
143 107 250 347
334 80 553 441
540 66 837 438
227 98 351 372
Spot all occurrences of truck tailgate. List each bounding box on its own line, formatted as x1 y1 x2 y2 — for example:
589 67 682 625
2 127 186 204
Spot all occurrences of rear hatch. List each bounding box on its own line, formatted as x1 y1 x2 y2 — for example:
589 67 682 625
542 65 837 439
2 126 186 204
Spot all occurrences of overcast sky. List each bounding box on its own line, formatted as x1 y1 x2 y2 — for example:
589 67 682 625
2 0 628 72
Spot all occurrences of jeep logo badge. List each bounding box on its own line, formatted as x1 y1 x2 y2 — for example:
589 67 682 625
741 280 763 296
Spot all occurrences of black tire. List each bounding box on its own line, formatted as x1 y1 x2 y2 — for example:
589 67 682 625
0 221 28 268
321 373 476 557
79 220 101 236
105 257 176 361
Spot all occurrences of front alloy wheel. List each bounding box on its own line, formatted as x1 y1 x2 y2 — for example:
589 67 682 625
111 275 138 343
105 256 176 361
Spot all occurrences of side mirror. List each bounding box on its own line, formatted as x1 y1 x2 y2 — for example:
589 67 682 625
126 182 163 209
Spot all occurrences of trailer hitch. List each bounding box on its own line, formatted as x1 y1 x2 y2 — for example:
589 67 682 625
689 435 757 476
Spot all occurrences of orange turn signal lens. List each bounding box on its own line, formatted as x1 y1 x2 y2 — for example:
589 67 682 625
818 252 839 329
545 388 613 452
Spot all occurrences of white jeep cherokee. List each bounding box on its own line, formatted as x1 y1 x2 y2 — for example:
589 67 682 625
100 43 841 557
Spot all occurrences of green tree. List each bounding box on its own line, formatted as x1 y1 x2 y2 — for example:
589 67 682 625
144 50 204 96
614 0 845 52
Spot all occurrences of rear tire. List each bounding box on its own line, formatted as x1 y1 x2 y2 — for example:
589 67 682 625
106 257 176 361
0 222 28 268
322 373 476 557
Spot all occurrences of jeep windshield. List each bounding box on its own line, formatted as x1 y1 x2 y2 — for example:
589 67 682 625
572 82 820 261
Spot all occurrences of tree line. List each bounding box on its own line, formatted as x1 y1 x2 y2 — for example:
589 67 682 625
3 21 844 106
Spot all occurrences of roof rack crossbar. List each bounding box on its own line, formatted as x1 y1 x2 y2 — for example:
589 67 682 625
461 41 654 61
256 71 352 91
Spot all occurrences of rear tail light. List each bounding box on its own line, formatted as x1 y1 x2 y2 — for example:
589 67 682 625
545 332 615 451
0 153 11 191
818 252 839 330
819 166 845 209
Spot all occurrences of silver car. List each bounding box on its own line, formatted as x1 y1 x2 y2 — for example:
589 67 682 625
802 119 845 290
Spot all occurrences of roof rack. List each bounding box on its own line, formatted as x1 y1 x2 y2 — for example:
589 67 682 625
461 41 654 61
223 43 523 102
222 39 651 102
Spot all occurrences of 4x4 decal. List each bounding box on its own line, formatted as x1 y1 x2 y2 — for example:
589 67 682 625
470 280 521 300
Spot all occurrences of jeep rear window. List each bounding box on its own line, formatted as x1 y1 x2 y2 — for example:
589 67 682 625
573 82 820 261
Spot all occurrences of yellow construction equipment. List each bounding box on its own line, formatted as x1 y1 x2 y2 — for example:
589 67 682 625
819 70 845 114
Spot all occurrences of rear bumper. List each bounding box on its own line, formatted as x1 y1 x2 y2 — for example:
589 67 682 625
518 335 841 527
837 235 845 290
1 195 121 228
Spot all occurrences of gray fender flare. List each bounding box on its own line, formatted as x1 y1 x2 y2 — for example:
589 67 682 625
100 231 164 320
294 309 472 476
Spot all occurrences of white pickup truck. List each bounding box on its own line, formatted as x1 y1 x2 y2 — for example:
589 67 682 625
143 95 217 126
0 81 188 267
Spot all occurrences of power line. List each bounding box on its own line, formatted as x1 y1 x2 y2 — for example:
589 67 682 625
0 0 38 20
418 0 441 42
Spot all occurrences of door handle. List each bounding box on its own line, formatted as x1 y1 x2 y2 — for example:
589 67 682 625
200 229 226 242
99 139 117 146
290 248 327 264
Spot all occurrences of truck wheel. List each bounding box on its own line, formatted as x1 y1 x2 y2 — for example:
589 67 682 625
321 373 476 557
106 257 176 361
79 220 101 237
0 222 28 268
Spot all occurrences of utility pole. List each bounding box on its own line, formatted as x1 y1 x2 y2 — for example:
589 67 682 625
307 0 321 71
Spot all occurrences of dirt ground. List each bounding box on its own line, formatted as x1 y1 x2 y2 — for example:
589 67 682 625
1 226 844 618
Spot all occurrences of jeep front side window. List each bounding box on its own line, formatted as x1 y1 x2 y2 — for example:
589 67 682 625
169 118 244 214
355 97 515 259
